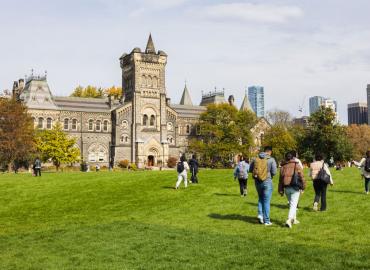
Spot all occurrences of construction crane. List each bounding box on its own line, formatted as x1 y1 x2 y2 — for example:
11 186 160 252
298 96 307 116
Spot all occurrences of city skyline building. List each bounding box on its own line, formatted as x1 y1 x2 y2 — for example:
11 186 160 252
248 86 265 117
309 96 337 116
347 102 368 125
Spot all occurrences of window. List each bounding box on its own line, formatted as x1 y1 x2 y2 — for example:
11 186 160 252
153 76 158 88
147 76 152 87
125 136 128 143
120 135 129 143
103 120 108 131
46 118 52 129
63 119 69 130
150 115 155 126
88 120 94 131
142 75 146 86
143 114 148 126
96 120 101 131
72 119 77 130
38 117 44 129
196 125 201 135
186 124 190 134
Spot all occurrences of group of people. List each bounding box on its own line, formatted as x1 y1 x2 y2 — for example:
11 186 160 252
32 157 42 177
175 154 199 189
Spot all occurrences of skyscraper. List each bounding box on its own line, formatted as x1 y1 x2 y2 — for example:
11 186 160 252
367 84 370 125
248 86 265 117
348 102 368 125
309 96 337 116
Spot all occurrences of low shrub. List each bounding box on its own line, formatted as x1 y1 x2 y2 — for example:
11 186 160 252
129 163 137 171
118 159 130 169
167 156 177 168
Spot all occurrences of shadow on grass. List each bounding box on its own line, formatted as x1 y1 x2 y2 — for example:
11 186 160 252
208 213 285 226
330 189 364 195
162 186 175 189
245 201 288 210
213 193 239 197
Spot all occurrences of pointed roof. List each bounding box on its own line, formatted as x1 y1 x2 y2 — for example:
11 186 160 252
179 84 193 106
145 33 156 54
240 93 254 112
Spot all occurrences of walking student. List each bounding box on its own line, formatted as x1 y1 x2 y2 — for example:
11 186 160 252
249 146 277 226
234 155 250 197
188 154 199 184
279 152 306 228
34 157 42 177
353 150 370 194
310 153 334 211
175 155 190 189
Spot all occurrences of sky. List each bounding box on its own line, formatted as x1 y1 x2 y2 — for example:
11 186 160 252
1 0 370 123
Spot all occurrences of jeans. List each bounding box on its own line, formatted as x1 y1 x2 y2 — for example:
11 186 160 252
35 168 41 177
365 178 370 192
313 180 328 211
176 172 188 188
255 179 273 223
238 178 247 195
285 187 300 220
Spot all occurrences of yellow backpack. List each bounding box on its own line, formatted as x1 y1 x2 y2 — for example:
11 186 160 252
253 157 268 181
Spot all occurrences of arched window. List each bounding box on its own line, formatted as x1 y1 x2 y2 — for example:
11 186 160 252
96 120 101 131
153 76 158 88
103 120 108 131
142 75 146 86
143 114 148 126
46 118 52 129
63 119 69 130
150 115 155 126
186 124 190 134
120 135 124 143
88 119 94 131
147 76 152 87
72 119 77 130
125 136 128 143
38 117 44 129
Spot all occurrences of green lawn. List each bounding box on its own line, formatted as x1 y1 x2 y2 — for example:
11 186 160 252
0 168 369 269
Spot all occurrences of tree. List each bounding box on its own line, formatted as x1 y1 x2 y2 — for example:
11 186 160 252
300 106 353 162
266 109 293 127
35 123 80 171
105 86 123 98
70 85 103 98
189 103 257 167
263 125 297 163
0 98 35 171
345 125 370 161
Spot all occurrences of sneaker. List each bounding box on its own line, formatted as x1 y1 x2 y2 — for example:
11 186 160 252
293 219 300 225
257 215 264 224
366 191 369 195
264 222 273 226
313 202 318 211
285 219 292 228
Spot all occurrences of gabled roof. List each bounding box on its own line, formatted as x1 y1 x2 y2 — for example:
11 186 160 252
240 93 254 112
179 84 193 106
145 33 156 54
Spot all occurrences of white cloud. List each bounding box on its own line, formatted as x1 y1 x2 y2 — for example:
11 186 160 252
200 3 303 24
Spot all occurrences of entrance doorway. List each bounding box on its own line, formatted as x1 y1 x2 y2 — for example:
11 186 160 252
147 155 155 166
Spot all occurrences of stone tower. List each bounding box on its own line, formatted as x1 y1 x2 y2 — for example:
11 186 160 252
119 34 169 167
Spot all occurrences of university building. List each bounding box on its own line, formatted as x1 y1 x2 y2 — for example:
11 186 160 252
11 35 268 168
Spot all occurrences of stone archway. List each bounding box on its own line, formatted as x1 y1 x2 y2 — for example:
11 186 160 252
146 147 159 167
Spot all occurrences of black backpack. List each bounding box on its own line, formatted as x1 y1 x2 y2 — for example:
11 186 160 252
177 161 185 173
365 158 370 173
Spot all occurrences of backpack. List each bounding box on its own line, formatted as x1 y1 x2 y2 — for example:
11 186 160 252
365 158 370 173
253 158 268 181
238 162 247 179
177 161 185 173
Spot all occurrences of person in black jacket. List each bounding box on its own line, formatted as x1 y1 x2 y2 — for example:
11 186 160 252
188 154 199 184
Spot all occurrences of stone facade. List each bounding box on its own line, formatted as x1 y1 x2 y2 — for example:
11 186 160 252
13 35 269 168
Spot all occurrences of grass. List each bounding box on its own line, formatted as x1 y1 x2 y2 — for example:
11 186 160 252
0 168 369 269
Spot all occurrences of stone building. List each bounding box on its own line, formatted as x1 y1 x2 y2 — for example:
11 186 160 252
13 34 269 168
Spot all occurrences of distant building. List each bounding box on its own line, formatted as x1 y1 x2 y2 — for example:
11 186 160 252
293 116 309 127
367 85 370 125
0 89 12 99
248 86 265 117
309 96 337 117
348 102 368 125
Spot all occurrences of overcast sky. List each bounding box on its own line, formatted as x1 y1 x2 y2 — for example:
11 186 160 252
1 0 370 123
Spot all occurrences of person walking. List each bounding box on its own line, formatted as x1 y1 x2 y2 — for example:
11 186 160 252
34 157 42 177
175 155 190 189
234 155 250 197
249 146 277 226
279 152 306 228
353 150 370 195
188 154 199 184
310 153 334 211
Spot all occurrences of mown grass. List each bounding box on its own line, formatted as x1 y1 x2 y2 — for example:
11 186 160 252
0 168 369 269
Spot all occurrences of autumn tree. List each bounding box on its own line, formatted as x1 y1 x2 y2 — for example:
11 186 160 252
189 103 257 167
105 86 123 98
35 123 80 171
266 109 293 128
346 124 370 161
70 85 103 98
0 98 36 171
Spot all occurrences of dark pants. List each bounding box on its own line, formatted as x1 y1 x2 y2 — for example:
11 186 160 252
191 168 198 183
35 168 41 177
238 178 247 195
313 180 327 211
365 177 370 192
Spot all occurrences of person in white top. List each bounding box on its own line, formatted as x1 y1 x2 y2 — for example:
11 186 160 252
175 155 190 189
353 150 370 194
